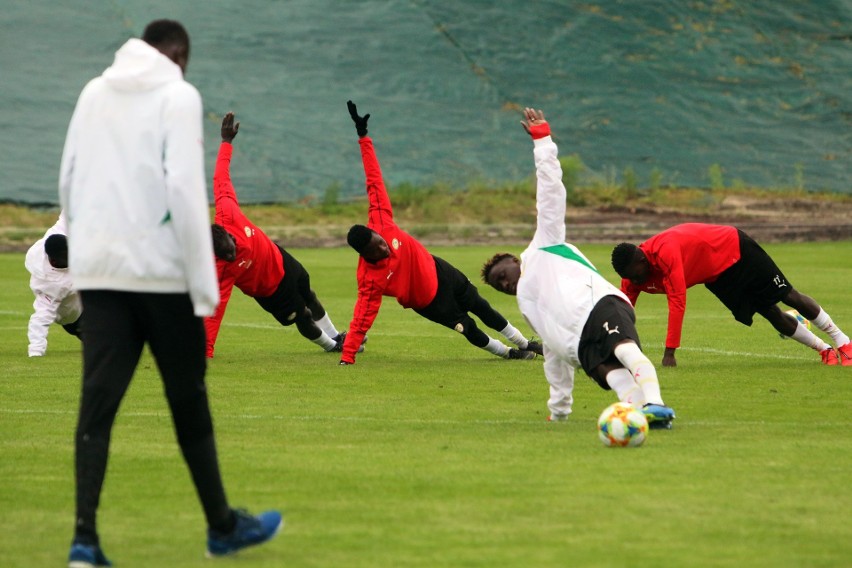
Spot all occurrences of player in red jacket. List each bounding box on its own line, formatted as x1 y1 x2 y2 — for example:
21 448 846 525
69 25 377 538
611 223 851 367
206 112 348 358
338 101 541 365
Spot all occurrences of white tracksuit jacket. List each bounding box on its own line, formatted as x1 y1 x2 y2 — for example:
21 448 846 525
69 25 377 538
516 136 630 418
58 38 218 317
25 212 82 356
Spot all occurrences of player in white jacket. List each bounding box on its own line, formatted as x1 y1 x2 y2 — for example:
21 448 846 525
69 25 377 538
58 20 280 567
25 211 82 356
481 108 676 427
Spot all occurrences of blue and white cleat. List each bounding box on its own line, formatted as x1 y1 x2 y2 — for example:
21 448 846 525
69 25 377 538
642 404 675 430
68 542 112 567
207 509 284 557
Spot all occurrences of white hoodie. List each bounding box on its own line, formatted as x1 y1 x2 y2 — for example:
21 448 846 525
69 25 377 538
25 211 82 356
517 135 630 418
58 38 218 316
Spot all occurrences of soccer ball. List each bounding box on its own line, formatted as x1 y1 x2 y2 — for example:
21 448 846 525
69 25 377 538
779 309 811 339
597 402 648 447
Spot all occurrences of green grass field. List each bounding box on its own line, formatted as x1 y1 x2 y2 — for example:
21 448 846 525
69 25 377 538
1 243 851 567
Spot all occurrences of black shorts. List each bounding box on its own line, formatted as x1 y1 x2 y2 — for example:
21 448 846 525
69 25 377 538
704 230 791 326
578 295 642 389
254 246 312 325
414 256 479 328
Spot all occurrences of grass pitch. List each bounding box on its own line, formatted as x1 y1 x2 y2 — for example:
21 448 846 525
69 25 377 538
1 243 850 567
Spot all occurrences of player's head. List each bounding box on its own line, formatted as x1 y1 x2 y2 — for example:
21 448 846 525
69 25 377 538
211 224 237 262
44 234 68 269
142 19 191 74
481 252 521 295
347 224 389 262
611 242 649 285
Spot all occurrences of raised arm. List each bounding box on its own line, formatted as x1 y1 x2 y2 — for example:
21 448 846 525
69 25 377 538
213 112 241 207
522 108 566 248
348 101 394 231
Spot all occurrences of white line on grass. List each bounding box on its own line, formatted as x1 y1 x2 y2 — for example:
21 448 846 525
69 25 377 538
0 408 834 427
678 346 813 361
0 407 542 425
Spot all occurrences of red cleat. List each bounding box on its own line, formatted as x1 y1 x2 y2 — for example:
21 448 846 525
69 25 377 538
821 347 839 366
837 343 852 367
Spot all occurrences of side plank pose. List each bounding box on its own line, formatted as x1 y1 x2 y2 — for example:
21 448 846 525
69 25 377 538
481 108 675 427
206 112 349 358
58 20 281 567
25 210 83 357
611 223 852 367
340 101 541 365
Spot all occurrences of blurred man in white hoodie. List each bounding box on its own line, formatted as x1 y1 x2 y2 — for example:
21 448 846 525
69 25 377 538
25 211 82 357
58 20 281 567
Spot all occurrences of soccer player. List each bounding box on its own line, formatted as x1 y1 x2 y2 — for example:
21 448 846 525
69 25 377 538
59 20 281 566
481 108 675 427
25 210 82 357
611 223 852 367
339 101 541 365
206 111 349 358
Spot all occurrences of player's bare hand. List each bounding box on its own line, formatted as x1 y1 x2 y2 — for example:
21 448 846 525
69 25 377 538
221 112 240 143
662 348 677 367
521 107 545 134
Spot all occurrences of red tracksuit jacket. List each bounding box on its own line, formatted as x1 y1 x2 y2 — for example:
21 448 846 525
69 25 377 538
205 142 284 357
620 223 740 349
341 136 439 363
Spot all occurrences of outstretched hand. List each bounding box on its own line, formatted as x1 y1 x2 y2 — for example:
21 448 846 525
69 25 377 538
662 347 677 367
221 112 240 143
347 100 370 137
521 107 550 139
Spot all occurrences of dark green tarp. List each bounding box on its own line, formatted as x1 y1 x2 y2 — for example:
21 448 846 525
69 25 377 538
4 0 850 204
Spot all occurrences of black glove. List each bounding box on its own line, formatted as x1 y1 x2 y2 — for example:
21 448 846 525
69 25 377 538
347 100 370 137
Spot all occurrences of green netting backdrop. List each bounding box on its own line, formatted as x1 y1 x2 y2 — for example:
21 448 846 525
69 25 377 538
3 0 850 204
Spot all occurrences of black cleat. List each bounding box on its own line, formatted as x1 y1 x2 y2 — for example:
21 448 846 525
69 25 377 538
507 348 536 360
328 331 365 353
525 340 543 356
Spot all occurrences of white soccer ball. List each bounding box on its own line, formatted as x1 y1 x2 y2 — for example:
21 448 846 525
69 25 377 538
597 402 648 447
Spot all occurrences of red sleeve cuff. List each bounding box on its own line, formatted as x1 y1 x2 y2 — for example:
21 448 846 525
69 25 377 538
528 122 551 139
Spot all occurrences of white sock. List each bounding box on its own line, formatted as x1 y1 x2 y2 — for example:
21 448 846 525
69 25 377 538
605 368 646 407
811 309 850 347
613 342 664 406
314 313 340 339
790 323 831 352
483 337 510 357
312 331 337 351
499 323 528 349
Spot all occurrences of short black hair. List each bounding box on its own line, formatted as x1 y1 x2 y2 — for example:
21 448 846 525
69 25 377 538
44 234 68 259
611 243 638 278
142 19 190 53
481 252 517 283
210 223 231 259
347 224 373 253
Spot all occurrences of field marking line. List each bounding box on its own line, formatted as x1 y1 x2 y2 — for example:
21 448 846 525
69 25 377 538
0 408 840 428
679 346 812 361
0 407 541 425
